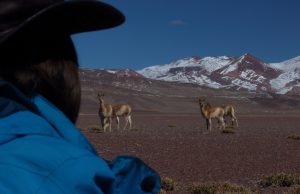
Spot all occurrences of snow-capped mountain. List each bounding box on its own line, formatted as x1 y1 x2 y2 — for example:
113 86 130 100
105 69 145 78
138 53 300 95
81 68 145 79
268 56 300 94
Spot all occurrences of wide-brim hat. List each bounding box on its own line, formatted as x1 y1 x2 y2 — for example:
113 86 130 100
0 0 125 48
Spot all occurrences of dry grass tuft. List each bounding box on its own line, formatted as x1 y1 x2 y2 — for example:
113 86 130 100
222 129 235 134
79 125 103 132
130 128 144 132
286 186 300 194
167 124 176 128
158 189 167 194
225 125 235 129
258 173 300 187
161 177 177 191
188 182 254 194
288 135 300 140
78 127 87 131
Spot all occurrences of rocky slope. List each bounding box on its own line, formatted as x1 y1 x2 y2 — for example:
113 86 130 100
138 54 300 95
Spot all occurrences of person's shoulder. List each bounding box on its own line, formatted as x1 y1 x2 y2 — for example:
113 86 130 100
0 135 111 194
0 135 97 173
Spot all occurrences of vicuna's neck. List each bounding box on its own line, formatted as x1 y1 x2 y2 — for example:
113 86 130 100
200 105 209 117
100 101 106 110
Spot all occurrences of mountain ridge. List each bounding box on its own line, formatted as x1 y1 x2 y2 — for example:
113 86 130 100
137 53 300 95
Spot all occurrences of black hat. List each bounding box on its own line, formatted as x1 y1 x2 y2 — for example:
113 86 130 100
0 0 125 47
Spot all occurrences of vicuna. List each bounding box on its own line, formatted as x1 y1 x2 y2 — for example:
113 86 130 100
98 93 113 132
222 104 238 127
198 98 225 131
112 103 132 130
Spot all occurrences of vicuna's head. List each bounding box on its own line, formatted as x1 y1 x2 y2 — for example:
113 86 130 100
98 93 105 104
198 98 206 108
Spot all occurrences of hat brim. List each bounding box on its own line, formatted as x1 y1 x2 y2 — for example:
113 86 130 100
0 1 125 46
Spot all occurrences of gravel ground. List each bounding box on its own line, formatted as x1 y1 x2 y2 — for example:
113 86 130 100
77 112 300 193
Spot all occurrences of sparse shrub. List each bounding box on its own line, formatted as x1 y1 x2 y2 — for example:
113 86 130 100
78 127 87 131
258 173 300 187
158 189 167 194
287 186 300 194
78 125 103 132
225 125 235 129
130 128 144 131
188 182 254 194
167 124 176 128
161 177 176 191
288 135 300 140
221 129 235 134
86 125 103 132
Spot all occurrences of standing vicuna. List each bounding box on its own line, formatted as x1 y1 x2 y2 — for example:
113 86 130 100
112 103 132 130
98 93 113 132
198 98 225 131
222 104 238 127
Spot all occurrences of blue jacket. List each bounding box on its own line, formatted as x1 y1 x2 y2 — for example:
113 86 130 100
0 81 160 194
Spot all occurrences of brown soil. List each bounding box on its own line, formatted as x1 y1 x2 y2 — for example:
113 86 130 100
76 112 300 193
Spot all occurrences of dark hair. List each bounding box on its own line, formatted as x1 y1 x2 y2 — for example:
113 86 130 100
0 36 81 123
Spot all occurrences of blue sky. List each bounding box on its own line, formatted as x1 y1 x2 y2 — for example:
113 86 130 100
72 0 300 70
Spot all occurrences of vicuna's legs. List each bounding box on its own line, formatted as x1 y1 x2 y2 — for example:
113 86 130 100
218 119 224 129
223 117 227 127
123 114 132 130
104 117 107 131
232 114 238 127
100 116 108 132
102 117 111 132
234 117 238 127
124 116 128 130
128 115 132 129
216 118 225 129
100 116 105 131
206 118 211 131
227 113 238 127
108 117 112 132
115 116 120 130
218 117 225 130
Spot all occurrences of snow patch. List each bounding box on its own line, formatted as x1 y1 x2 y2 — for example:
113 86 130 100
137 54 300 95
106 70 116 74
240 70 265 83
270 71 300 90
231 79 257 90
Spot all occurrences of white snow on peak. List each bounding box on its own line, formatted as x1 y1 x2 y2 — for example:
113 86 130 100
136 54 300 95
231 78 257 91
220 55 248 74
240 70 266 83
198 56 232 73
270 70 300 90
269 56 300 71
276 87 294 95
158 73 223 89
138 56 233 78
220 63 237 74
106 70 117 74
269 56 300 93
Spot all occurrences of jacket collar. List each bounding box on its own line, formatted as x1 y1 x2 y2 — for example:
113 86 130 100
0 80 96 153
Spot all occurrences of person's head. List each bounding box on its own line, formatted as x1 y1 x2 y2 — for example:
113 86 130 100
0 0 125 122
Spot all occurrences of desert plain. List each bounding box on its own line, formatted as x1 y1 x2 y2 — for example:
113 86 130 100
77 69 300 193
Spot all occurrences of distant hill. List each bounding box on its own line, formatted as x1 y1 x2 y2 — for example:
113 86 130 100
138 54 300 95
79 67 300 114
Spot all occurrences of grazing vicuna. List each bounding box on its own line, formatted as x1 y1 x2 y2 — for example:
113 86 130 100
112 103 132 130
98 93 113 132
198 98 225 131
222 104 238 127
